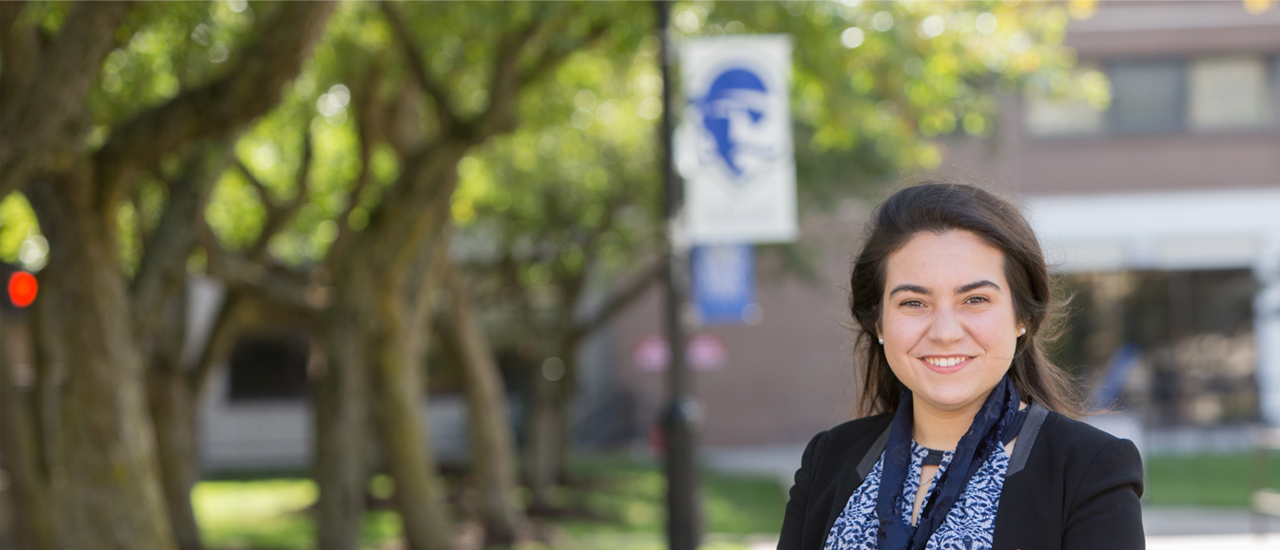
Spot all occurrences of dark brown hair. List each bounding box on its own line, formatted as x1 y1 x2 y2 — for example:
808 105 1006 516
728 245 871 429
849 182 1082 418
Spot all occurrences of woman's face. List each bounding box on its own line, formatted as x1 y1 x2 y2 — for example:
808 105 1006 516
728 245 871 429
879 230 1021 417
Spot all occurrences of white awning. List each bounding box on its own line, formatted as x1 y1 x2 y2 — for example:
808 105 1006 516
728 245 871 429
1023 187 1280 273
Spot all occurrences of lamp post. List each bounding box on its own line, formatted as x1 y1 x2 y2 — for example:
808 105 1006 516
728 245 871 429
656 2 702 549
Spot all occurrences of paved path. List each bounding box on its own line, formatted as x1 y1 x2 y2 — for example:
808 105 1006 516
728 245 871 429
1143 506 1264 536
1146 534 1280 548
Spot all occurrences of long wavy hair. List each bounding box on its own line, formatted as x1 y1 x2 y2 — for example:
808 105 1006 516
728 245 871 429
848 182 1083 418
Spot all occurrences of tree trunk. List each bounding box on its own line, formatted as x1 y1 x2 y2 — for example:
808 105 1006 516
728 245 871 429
527 338 581 514
134 141 233 550
526 371 564 513
313 290 371 550
444 262 525 545
0 1 132 197
335 140 466 550
0 335 57 550
26 178 176 550
369 270 453 550
553 377 573 486
147 364 203 550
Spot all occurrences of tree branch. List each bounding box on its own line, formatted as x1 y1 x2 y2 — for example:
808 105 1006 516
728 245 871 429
379 1 457 134
470 16 547 139
570 258 664 342
94 1 335 212
520 21 610 89
200 220 324 314
474 14 610 140
329 69 381 266
1 2 41 108
0 1 131 198
235 131 312 262
131 140 233 343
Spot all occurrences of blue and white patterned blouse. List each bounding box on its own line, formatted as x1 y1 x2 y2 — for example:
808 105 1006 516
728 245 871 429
823 440 1010 550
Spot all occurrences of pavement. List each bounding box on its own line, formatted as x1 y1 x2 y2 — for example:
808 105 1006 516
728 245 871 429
702 445 1280 546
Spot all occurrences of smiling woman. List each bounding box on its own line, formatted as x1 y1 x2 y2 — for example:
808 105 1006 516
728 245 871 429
879 230 1022 450
778 183 1145 550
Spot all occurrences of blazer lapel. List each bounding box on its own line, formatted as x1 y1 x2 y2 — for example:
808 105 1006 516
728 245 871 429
822 423 892 544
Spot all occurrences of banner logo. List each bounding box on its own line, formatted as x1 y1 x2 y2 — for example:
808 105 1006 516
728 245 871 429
690 67 780 184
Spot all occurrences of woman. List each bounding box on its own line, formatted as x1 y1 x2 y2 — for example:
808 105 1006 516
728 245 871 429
779 183 1144 550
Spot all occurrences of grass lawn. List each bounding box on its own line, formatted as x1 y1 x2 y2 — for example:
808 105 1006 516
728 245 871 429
1145 453 1280 508
193 479 402 550
552 456 785 536
194 452 1270 549
192 454 786 550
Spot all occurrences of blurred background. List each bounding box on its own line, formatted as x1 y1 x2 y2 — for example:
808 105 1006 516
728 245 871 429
2 1 1280 549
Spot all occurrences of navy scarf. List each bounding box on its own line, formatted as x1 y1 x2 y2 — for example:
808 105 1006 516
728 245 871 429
875 374 1024 550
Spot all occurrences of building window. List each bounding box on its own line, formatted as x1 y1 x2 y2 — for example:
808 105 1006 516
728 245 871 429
1024 65 1109 137
1028 54 1280 138
1188 56 1273 130
1271 55 1280 124
227 333 310 401
1107 59 1184 134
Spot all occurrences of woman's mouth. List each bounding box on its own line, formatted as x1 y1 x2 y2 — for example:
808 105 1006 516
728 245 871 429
919 355 973 373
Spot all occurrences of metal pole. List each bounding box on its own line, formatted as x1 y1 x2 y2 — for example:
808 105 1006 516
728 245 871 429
656 2 701 549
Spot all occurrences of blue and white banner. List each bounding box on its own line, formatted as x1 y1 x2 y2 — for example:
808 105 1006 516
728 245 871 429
678 35 796 244
691 243 755 325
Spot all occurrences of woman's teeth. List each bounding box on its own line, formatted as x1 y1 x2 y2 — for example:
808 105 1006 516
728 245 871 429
924 356 968 368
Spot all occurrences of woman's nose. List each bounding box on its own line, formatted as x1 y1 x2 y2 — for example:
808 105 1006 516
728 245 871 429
928 306 965 343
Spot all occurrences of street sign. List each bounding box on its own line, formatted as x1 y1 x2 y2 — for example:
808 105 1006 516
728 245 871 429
632 333 728 371
691 243 755 325
678 35 796 244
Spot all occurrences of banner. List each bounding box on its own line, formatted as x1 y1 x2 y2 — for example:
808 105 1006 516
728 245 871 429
691 243 755 324
678 35 796 244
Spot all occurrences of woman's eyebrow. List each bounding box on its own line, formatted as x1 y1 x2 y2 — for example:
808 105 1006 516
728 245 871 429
956 280 1000 294
889 284 929 296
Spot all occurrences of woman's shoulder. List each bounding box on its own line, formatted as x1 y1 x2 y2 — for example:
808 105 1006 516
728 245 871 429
1030 409 1144 487
1037 409 1131 451
826 411 894 442
802 412 894 460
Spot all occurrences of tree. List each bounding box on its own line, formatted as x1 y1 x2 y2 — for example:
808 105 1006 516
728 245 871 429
437 253 527 544
0 2 334 549
196 3 632 548
445 10 665 512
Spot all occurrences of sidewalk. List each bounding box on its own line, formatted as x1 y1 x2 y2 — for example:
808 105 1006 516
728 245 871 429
1143 506 1264 536
1146 534 1280 549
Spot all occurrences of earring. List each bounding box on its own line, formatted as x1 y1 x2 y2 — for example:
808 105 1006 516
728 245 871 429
1019 327 1027 336
878 337 884 345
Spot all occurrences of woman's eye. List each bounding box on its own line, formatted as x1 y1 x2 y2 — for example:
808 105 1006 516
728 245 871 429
965 296 989 304
900 300 924 308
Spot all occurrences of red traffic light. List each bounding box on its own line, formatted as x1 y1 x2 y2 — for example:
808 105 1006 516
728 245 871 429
8 271 37 308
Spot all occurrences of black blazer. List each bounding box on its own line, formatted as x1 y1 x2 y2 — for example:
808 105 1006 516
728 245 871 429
778 403 1145 550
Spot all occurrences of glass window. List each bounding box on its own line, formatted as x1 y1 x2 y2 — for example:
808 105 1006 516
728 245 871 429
1188 56 1272 130
228 333 310 401
1107 59 1184 134
1025 64 1110 137
1272 55 1280 126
